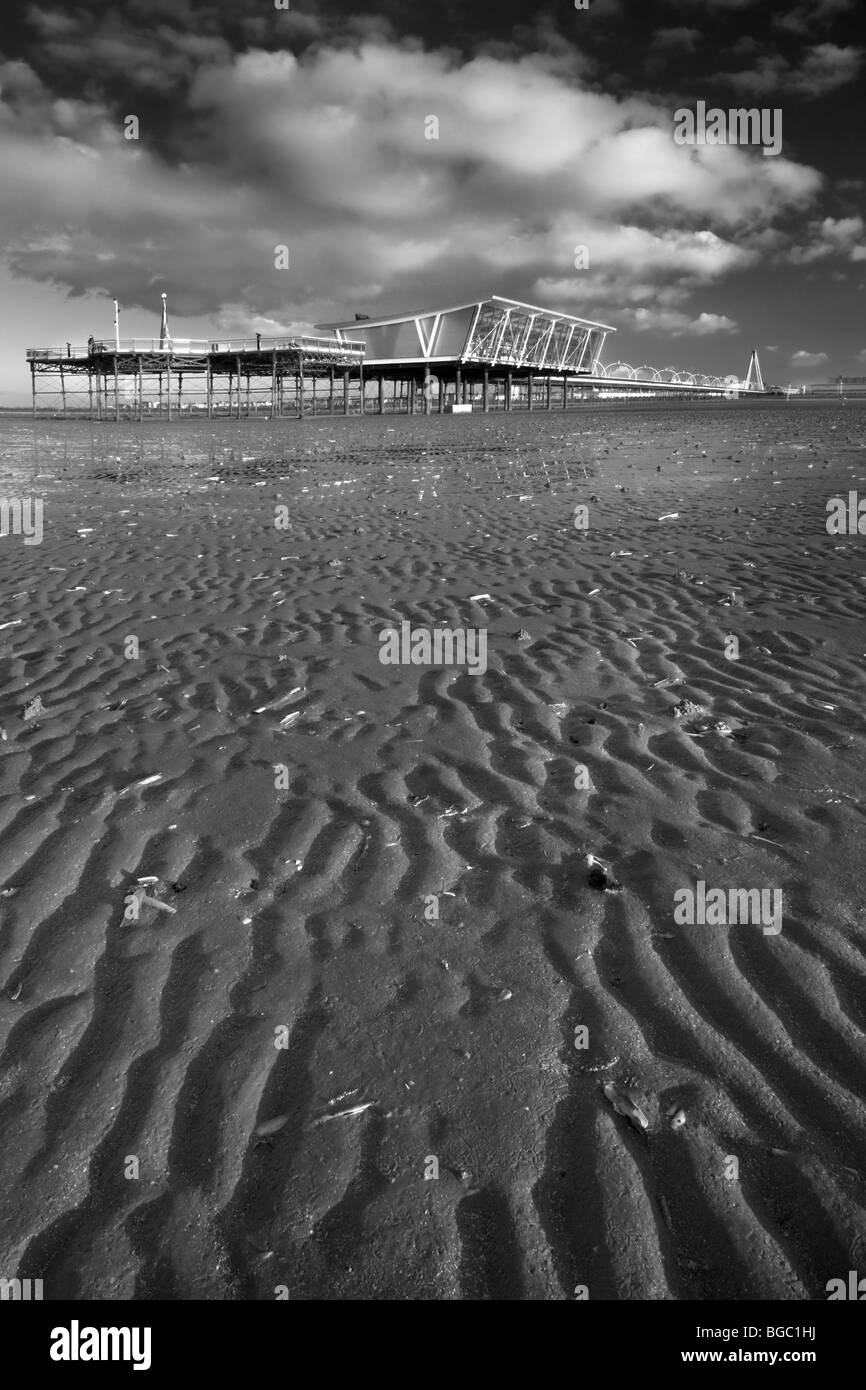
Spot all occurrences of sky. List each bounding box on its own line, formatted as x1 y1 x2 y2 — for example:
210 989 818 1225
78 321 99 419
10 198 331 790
0 0 864 401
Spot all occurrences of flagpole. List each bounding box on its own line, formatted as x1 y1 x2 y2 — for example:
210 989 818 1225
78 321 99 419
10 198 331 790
114 299 120 351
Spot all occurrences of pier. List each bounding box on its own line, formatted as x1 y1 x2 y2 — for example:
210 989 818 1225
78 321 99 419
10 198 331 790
25 294 765 419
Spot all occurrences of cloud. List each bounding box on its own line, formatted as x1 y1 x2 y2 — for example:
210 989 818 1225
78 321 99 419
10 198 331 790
714 42 862 96
789 216 866 263
791 350 828 367
625 308 738 335
775 0 854 36
0 35 824 333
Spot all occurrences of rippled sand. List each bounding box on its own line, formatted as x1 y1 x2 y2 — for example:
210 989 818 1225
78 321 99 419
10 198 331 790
1 401 865 1299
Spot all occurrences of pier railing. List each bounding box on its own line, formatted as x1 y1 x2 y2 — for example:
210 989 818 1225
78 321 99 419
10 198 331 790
26 335 366 360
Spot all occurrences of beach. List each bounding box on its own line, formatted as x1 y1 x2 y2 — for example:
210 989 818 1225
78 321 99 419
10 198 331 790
1 400 865 1300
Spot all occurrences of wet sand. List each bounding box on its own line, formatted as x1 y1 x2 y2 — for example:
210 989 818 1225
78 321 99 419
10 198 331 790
1 401 865 1299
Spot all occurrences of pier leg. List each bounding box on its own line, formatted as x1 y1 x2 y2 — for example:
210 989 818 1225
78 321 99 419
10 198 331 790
246 369 250 418
271 352 277 419
423 366 431 413
329 366 334 414
88 364 93 419
114 354 119 421
409 374 416 415
235 356 241 419
562 374 568 409
343 368 349 415
179 372 184 418
379 372 384 415
482 366 489 413
546 375 552 410
359 363 365 415
528 372 534 411
209 359 214 420
60 363 66 418
506 370 512 412
96 369 102 421
31 361 36 419
438 376 444 413
138 356 143 422
298 352 305 418
455 367 461 410
167 360 172 422
158 371 163 416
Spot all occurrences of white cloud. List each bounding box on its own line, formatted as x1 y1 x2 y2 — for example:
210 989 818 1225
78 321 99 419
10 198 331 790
626 308 738 335
790 216 866 263
791 350 829 367
0 39 824 330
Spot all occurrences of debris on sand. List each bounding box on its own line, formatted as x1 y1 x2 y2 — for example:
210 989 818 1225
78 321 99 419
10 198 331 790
672 699 707 721
122 883 177 924
579 1056 619 1073
512 629 532 641
119 774 162 796
586 854 622 892
23 697 46 722
658 512 679 521
314 1101 377 1125
254 687 305 713
254 1115 290 1138
603 1082 649 1131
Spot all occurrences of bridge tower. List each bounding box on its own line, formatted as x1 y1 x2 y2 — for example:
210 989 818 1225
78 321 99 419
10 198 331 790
744 348 764 393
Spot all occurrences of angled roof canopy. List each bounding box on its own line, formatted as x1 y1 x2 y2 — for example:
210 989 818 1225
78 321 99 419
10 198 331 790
316 294 616 372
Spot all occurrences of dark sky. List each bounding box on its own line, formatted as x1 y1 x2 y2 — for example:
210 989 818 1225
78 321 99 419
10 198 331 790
0 0 863 394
